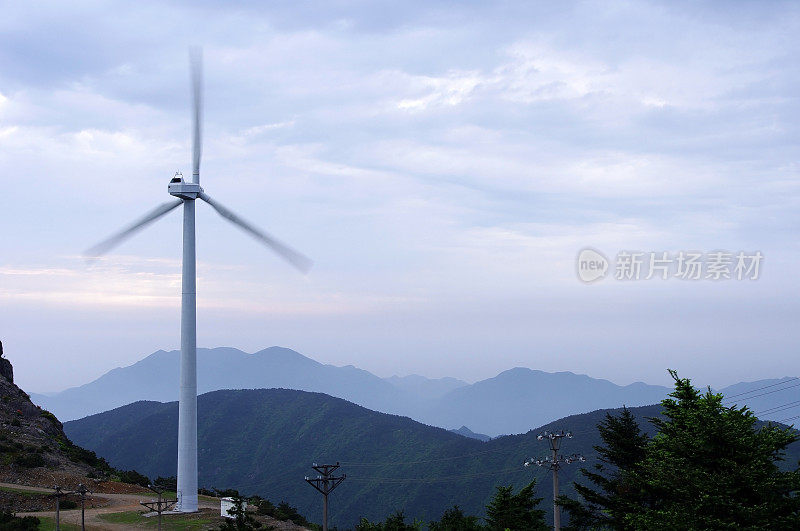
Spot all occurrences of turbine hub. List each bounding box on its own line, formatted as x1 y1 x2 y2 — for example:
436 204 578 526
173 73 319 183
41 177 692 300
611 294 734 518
168 172 203 200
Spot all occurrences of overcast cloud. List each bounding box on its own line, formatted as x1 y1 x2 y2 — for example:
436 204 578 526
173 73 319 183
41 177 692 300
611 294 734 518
1 0 799 392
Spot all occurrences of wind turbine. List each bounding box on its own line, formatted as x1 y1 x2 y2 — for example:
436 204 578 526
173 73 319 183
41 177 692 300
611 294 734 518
86 49 311 512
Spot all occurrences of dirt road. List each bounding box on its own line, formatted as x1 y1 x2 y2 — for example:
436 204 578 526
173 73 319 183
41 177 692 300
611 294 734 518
6 482 220 530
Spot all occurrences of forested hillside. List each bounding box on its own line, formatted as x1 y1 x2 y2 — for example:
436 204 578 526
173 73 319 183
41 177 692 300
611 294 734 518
65 387 800 527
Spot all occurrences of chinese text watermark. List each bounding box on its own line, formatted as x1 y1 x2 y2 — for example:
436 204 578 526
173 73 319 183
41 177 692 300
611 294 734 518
576 249 763 283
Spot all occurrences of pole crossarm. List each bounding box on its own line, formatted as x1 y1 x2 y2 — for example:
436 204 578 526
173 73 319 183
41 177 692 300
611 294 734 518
525 453 586 470
141 485 178 531
141 500 178 511
523 430 584 531
305 462 346 531
305 475 346 495
312 463 340 476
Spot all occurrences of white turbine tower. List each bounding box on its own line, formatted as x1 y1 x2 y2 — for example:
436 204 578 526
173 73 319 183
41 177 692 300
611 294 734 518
86 49 311 512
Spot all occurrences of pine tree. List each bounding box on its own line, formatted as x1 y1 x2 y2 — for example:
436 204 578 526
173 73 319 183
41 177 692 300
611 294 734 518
560 407 649 529
429 505 482 530
355 510 421 530
484 481 548 530
625 370 800 529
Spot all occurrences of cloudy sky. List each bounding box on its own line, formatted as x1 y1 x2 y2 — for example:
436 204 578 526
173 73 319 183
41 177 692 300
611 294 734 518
1 0 799 392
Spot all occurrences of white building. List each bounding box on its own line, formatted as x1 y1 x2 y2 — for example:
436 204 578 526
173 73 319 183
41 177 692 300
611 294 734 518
220 497 247 518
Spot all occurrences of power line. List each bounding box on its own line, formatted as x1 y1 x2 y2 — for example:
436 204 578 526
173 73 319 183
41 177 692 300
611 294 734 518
753 400 800 416
229 458 536 492
722 377 799 400
723 380 800 403
212 468 301 492
346 466 528 484
341 446 521 466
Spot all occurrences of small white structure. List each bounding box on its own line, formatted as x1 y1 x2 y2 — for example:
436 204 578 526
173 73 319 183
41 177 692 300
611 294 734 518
220 497 246 518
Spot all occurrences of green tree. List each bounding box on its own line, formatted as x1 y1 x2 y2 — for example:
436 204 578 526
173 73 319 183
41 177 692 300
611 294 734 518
484 481 548 530
117 468 150 487
625 370 800 529
217 496 263 530
429 505 482 530
153 475 177 491
256 498 276 516
355 510 422 530
560 407 649 529
274 501 313 527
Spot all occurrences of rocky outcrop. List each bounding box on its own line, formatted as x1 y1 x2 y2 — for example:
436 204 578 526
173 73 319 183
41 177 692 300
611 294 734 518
0 341 12 383
0 341 113 487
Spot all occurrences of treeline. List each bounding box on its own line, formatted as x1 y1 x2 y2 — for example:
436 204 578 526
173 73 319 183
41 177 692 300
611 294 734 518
356 481 548 530
357 371 800 529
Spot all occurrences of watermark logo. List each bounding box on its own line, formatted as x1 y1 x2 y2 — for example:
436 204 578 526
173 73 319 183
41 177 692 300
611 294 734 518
576 248 609 283
576 249 763 283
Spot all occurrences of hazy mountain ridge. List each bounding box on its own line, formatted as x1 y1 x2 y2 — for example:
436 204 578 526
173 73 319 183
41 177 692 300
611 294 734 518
32 346 800 436
384 374 468 399
32 347 408 423
419 367 671 435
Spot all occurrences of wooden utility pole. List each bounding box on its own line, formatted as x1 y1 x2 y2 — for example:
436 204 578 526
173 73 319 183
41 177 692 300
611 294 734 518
51 485 67 531
141 484 178 531
75 484 89 531
525 430 585 530
305 462 345 531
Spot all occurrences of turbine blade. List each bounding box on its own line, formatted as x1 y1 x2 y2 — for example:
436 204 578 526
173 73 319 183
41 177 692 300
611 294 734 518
85 199 183 258
190 46 203 182
198 192 312 273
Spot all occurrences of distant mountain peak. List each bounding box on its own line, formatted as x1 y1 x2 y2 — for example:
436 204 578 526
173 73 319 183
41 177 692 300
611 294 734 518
449 425 491 442
253 345 319 364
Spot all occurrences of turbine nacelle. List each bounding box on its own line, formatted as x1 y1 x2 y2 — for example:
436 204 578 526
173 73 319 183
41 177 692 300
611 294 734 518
168 172 203 200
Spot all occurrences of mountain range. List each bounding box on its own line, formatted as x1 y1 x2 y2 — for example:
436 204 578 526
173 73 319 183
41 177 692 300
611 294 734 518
30 346 669 436
33 346 800 436
63 387 800 528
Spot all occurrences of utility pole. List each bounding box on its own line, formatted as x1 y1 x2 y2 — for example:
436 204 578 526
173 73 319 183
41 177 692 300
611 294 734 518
141 484 178 531
75 484 90 531
524 430 585 531
304 462 345 531
51 485 68 531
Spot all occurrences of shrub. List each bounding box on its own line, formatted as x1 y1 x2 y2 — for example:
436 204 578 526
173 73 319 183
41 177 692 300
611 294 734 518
214 488 240 498
15 453 45 468
275 502 312 527
40 409 60 426
154 476 177 491
118 469 150 487
0 511 39 530
256 499 276 516
60 500 78 510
